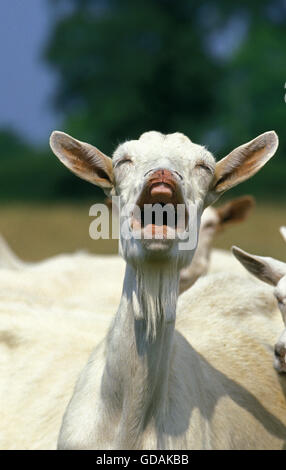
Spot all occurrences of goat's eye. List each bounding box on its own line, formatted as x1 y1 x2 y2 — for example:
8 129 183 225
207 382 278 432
195 163 212 173
114 158 132 168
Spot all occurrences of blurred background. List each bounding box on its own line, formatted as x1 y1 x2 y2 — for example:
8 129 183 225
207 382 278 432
0 0 285 261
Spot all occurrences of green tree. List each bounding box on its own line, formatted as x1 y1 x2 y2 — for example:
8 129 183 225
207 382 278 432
45 0 223 153
44 0 286 198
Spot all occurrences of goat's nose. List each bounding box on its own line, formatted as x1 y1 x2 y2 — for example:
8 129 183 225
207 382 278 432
144 168 156 178
144 168 183 180
151 169 173 180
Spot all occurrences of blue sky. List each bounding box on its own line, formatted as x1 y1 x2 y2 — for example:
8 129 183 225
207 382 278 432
0 1 248 147
0 0 59 145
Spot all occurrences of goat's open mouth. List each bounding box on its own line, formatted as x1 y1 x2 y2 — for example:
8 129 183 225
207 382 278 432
131 182 188 239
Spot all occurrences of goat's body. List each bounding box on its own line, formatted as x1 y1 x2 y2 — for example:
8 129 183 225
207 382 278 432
0 253 124 314
0 258 114 449
232 237 286 374
0 292 111 449
1 266 285 449
2 247 281 449
209 249 251 277
59 273 286 450
68 338 286 450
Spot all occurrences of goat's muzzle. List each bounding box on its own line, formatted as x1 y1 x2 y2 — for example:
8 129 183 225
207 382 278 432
131 169 188 239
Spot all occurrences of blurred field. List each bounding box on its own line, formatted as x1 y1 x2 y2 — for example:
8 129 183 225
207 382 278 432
0 201 285 263
0 203 119 262
214 202 286 262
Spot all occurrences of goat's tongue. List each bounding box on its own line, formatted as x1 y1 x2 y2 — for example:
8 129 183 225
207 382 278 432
150 183 173 203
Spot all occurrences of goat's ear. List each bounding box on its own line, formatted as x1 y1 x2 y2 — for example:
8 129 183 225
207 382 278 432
50 131 114 190
206 131 278 204
232 246 286 286
216 195 255 228
280 226 286 243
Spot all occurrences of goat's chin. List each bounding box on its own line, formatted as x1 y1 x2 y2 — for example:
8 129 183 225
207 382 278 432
120 233 194 269
141 237 176 257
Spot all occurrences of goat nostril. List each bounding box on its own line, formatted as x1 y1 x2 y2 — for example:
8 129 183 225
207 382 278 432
144 169 154 178
174 170 183 180
145 168 183 180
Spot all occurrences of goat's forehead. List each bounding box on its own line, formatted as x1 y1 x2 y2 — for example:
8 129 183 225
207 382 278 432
113 131 215 166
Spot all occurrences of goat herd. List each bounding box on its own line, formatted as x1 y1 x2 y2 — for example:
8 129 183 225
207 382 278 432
1 129 286 450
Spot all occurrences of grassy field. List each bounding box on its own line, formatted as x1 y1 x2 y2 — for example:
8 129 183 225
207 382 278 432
0 201 285 263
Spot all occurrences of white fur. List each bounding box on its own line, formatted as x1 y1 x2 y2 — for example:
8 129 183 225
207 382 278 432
232 228 286 373
209 248 252 277
1 269 285 449
58 272 286 450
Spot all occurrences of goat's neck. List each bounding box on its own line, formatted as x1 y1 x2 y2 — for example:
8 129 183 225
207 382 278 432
179 230 213 292
101 260 180 447
188 229 214 277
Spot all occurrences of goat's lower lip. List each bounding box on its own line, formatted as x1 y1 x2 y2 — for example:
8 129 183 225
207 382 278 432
140 223 176 239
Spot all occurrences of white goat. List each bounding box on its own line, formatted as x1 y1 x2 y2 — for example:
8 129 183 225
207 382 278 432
232 227 286 373
42 128 286 450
